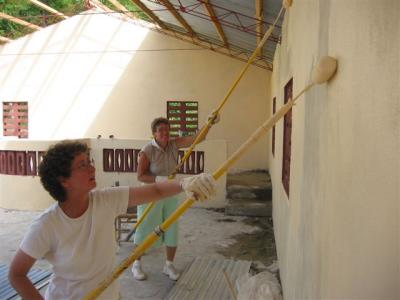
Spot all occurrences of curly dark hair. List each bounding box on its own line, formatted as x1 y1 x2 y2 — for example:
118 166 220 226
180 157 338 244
38 141 89 202
151 117 170 133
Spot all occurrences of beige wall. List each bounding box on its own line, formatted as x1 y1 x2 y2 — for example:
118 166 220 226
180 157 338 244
269 0 399 299
0 138 227 210
0 10 271 171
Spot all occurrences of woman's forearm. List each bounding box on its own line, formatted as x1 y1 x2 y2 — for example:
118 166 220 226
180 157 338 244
154 180 182 199
9 274 43 300
128 180 182 207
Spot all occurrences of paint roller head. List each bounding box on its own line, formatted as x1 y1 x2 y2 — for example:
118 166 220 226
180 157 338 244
282 0 293 9
311 56 337 84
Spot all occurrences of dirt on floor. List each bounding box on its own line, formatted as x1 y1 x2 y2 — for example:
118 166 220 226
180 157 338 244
214 213 277 273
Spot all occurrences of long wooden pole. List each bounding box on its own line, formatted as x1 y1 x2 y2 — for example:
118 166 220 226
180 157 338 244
84 82 314 300
125 6 285 241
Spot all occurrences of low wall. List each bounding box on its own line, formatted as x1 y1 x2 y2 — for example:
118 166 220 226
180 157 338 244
0 138 227 210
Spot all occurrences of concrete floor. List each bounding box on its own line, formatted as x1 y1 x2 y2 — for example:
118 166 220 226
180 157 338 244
0 207 274 299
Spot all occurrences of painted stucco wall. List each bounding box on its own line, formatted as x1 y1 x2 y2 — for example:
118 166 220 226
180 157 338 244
0 10 271 171
0 138 227 210
269 0 399 299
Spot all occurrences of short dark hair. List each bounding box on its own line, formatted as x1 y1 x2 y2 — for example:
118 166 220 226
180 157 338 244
151 117 170 133
38 141 88 202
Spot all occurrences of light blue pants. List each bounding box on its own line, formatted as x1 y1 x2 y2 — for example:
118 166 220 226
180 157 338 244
134 195 180 247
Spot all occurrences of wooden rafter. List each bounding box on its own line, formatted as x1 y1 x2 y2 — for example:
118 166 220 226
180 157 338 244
157 0 195 36
107 0 136 19
90 0 167 29
28 0 68 19
0 35 11 43
203 0 228 47
89 0 132 22
0 12 42 31
129 0 167 29
89 0 115 14
255 0 263 56
155 27 272 70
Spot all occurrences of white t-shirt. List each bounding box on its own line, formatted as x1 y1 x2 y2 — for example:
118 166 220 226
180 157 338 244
20 187 129 300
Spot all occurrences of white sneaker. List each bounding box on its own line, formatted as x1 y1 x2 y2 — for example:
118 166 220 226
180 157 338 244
163 263 180 281
131 261 147 281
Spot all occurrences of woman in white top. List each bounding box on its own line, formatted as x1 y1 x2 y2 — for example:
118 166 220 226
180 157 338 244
8 140 216 300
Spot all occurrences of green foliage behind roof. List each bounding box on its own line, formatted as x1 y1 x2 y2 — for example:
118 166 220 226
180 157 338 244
0 0 146 40
100 0 148 21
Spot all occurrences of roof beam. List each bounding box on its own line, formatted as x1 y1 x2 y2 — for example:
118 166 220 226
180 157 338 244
129 0 168 29
0 35 11 43
154 26 272 70
28 0 68 19
89 0 114 13
107 0 137 19
89 0 132 22
255 0 263 56
203 0 228 47
91 0 168 30
0 12 42 31
157 0 195 36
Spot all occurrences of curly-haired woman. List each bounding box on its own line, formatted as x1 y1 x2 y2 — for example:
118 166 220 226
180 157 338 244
8 140 216 300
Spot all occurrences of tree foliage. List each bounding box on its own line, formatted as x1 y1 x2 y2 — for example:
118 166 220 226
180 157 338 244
101 0 148 20
0 0 146 40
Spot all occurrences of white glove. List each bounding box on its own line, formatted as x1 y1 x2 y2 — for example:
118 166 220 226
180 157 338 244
207 110 220 125
180 173 216 201
155 176 168 182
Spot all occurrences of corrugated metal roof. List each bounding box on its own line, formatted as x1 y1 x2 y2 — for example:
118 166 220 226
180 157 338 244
166 257 251 300
0 264 51 300
140 0 284 69
1 0 284 70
